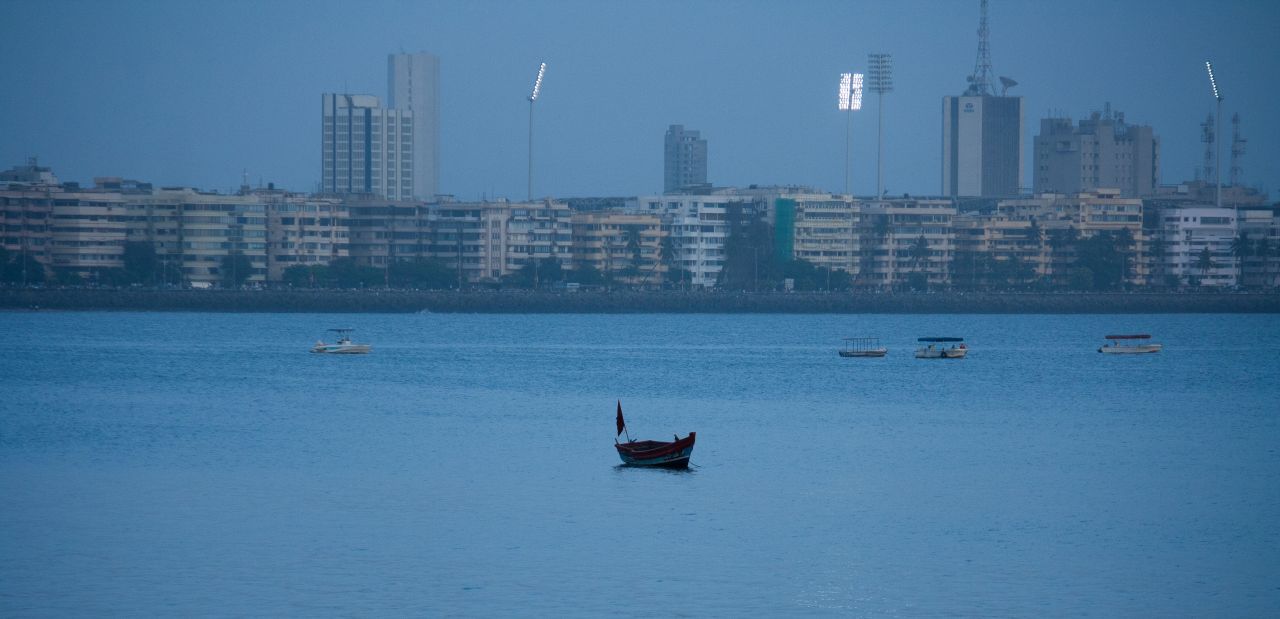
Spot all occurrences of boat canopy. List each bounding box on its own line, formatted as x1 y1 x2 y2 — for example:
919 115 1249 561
918 337 963 342
1104 334 1150 340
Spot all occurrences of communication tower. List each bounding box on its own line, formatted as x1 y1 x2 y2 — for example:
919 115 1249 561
1230 113 1246 187
965 0 994 96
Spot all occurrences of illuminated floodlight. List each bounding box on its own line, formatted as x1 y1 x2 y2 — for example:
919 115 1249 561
1205 61 1220 101
529 62 547 101
838 73 864 111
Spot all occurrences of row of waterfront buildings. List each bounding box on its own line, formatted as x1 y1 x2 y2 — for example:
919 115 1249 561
3 161 1277 290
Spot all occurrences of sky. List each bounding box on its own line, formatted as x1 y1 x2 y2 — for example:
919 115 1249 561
3 0 1278 201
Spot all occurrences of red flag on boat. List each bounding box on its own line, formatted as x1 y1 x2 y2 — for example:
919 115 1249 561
616 401 626 436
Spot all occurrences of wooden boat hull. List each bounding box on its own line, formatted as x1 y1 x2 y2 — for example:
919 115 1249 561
1099 344 1161 354
839 349 887 357
616 432 696 468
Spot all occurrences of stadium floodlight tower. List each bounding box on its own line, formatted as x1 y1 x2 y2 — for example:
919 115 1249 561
1205 60 1222 209
838 72 864 195
867 53 893 198
527 61 547 201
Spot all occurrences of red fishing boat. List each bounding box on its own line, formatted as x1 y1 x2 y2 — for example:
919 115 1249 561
614 401 696 469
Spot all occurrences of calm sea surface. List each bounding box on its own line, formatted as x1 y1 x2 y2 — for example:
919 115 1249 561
2 311 1278 616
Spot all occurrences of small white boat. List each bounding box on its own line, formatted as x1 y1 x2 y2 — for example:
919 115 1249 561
311 328 371 354
915 337 967 359
1098 334 1161 354
839 337 887 358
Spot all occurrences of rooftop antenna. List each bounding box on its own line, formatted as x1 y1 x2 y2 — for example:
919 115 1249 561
867 53 893 198
1230 112 1246 187
527 61 546 201
1205 60 1223 208
838 72 864 195
998 76 1018 96
964 0 995 96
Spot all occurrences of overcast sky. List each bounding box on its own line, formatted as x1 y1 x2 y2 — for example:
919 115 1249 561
3 0 1277 200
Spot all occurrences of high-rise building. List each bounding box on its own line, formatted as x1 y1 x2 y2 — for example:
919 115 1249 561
942 95 1024 197
663 125 708 194
320 93 415 200
1033 107 1159 197
941 0 1024 198
388 52 440 199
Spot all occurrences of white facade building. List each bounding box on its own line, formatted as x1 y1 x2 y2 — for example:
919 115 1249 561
320 93 415 200
1158 207 1237 287
388 52 440 199
628 195 732 288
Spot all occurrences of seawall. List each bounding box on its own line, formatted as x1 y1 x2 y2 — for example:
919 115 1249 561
3 289 1279 313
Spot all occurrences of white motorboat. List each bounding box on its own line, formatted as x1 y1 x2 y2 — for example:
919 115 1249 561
311 328 371 354
838 337 887 358
1098 334 1161 354
915 337 967 359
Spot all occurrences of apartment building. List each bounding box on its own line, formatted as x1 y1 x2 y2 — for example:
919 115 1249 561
628 195 734 288
772 193 861 274
127 188 270 286
997 190 1147 286
1033 107 1159 198
570 211 665 286
262 191 348 281
1 171 131 282
1156 207 1237 287
1237 206 1280 288
320 94 415 200
858 199 955 289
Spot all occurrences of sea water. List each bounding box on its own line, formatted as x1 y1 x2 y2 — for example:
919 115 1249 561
2 312 1278 616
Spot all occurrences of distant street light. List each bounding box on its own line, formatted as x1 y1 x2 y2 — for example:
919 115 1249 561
1205 61 1223 209
527 62 547 201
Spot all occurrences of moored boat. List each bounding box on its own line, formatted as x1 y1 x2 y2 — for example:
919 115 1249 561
839 337 887 358
311 328 372 354
915 337 966 359
614 402 695 469
1098 334 1161 354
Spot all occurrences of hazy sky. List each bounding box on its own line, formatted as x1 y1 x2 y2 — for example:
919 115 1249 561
3 0 1277 200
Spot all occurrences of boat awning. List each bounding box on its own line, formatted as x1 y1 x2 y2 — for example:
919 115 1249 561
1104 334 1151 340
918 337 963 342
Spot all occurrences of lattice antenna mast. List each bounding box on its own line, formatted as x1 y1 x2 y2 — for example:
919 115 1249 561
1200 114 1215 183
1230 113 1246 187
965 0 995 96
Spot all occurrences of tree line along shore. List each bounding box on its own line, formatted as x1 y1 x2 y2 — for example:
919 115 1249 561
3 288 1278 314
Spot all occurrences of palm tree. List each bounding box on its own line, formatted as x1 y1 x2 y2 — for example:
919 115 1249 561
1255 237 1274 290
1046 226 1079 288
1113 227 1135 288
1028 217 1045 284
1230 233 1251 288
909 234 930 290
872 214 893 290
1195 246 1217 287
1148 234 1168 288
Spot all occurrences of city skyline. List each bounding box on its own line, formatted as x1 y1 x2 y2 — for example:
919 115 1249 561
2 0 1277 199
